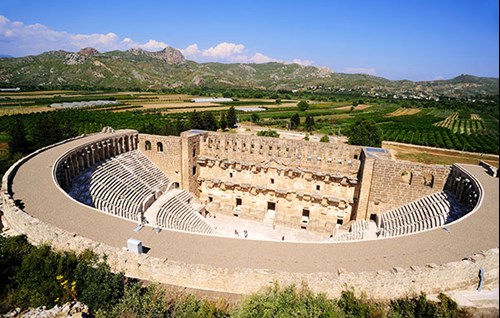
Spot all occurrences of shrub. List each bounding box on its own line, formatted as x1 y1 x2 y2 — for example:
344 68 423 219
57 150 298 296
347 119 382 147
13 244 79 308
256 130 280 138
297 101 310 112
96 283 169 318
172 294 230 318
387 293 468 318
305 116 315 132
74 252 125 312
236 283 339 318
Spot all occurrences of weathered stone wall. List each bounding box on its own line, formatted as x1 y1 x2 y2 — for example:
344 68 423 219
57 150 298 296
1 195 497 300
138 134 183 185
198 157 357 232
366 159 451 216
201 132 362 176
352 153 375 220
181 130 207 195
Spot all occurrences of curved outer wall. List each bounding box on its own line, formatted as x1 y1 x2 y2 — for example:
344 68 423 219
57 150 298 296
1 131 498 299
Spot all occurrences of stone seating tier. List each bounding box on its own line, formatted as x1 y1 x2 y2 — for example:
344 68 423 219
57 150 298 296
68 150 171 221
378 191 466 238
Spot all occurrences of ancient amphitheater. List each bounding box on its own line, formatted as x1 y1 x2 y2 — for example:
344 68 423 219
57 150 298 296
1 128 498 299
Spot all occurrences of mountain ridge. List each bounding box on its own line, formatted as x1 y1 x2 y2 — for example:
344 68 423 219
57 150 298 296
0 47 497 98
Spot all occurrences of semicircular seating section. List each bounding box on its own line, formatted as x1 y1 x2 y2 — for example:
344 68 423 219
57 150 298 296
155 189 215 234
331 219 370 241
68 149 171 222
378 191 466 238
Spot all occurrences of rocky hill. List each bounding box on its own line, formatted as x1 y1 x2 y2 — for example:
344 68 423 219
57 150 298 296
0 47 498 98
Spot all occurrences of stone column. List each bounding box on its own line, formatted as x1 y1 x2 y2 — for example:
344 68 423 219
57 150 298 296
117 138 123 154
90 146 97 166
124 136 130 152
111 139 117 156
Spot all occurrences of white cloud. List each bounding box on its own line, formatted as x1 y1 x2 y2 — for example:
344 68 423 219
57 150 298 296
202 42 245 58
181 43 279 64
291 59 314 66
137 39 169 51
181 43 201 57
0 15 169 55
70 32 121 50
249 52 277 63
343 67 377 76
0 15 318 68
121 37 134 45
0 15 9 25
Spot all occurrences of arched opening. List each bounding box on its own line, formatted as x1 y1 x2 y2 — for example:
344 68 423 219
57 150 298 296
145 140 152 151
401 170 412 185
423 173 434 188
157 142 163 152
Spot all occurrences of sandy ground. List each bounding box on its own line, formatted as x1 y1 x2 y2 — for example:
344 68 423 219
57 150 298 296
209 213 339 242
383 141 499 167
237 124 348 144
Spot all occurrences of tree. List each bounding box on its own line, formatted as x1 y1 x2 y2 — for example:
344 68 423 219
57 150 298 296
257 130 280 138
250 113 260 123
74 253 125 312
290 113 300 129
305 115 315 132
32 112 63 150
320 135 330 142
297 101 309 112
175 117 187 134
219 112 227 130
188 110 203 130
201 112 218 131
226 106 237 128
7 117 31 155
347 119 382 147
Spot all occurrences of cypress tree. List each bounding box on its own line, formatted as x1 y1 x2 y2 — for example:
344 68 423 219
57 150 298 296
305 116 315 132
226 106 237 128
219 112 227 130
290 113 300 129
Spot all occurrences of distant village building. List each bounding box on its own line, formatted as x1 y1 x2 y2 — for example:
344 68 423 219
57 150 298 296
235 107 266 112
50 100 119 109
191 97 233 103
0 87 20 92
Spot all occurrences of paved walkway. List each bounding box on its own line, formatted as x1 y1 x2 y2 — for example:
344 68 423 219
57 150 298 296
8 133 499 275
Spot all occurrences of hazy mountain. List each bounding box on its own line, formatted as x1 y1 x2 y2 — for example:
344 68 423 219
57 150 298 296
0 47 497 98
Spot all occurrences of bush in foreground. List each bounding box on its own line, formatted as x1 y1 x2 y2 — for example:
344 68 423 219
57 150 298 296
1 235 471 317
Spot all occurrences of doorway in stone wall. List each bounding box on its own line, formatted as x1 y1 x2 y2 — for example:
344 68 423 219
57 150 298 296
263 201 276 226
234 197 242 216
267 202 276 211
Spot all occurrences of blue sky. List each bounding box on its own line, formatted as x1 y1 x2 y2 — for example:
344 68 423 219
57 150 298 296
1 0 498 81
